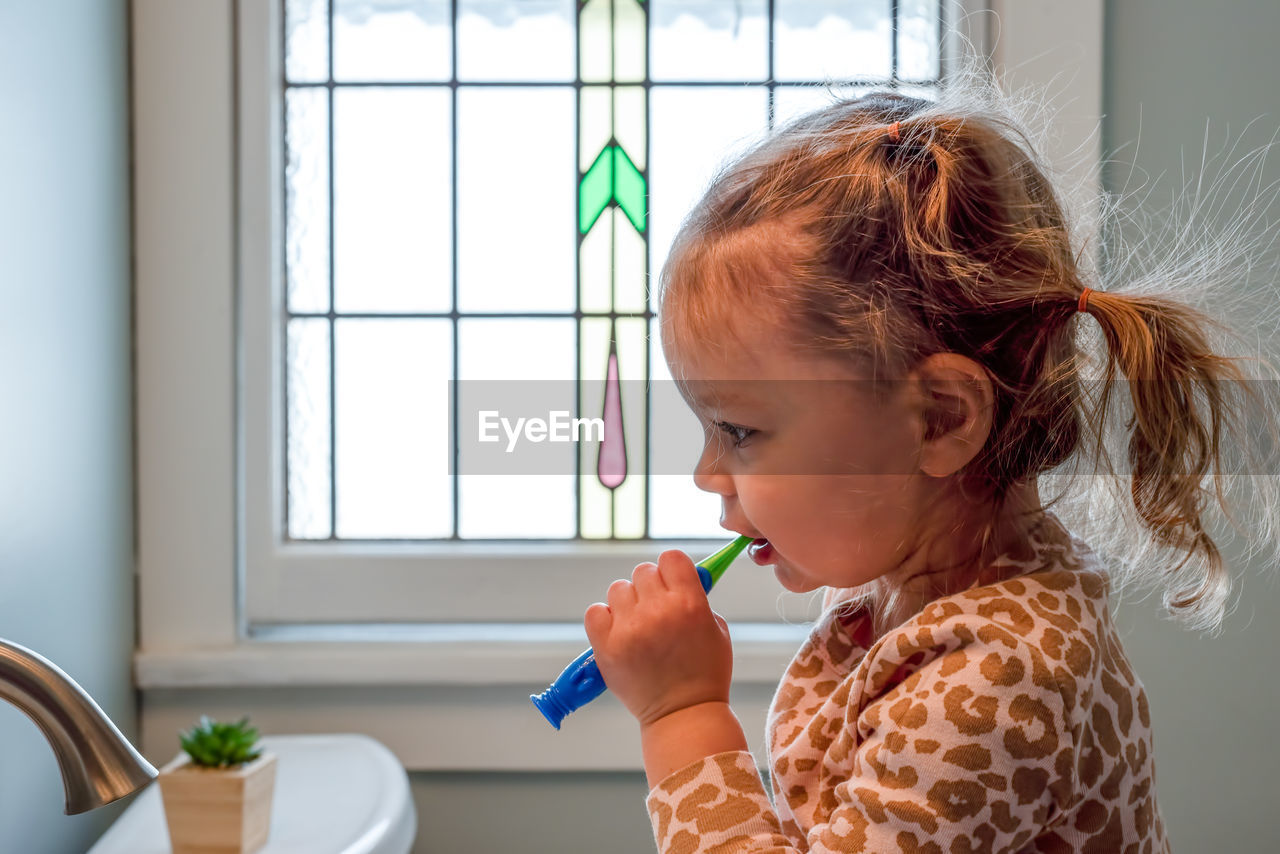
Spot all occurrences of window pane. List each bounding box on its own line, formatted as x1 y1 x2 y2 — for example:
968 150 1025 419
334 319 453 538
284 0 328 83
898 0 941 80
649 87 768 311
458 0 575 82
285 87 330 314
578 0 611 83
457 88 575 313
286 318 332 538
333 88 453 314
333 0 451 82
774 0 893 82
773 84 873 127
457 319 576 538
650 0 767 82
649 318 724 539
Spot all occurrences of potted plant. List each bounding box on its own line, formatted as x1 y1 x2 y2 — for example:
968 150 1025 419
156 716 277 854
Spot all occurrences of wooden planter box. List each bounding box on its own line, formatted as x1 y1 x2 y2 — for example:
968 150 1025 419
157 751 277 854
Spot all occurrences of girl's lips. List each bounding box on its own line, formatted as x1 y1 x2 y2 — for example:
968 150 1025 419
747 538 774 565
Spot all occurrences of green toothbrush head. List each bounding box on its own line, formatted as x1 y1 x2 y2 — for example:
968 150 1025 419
696 535 753 590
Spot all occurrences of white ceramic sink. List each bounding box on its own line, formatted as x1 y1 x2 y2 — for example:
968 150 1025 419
89 733 416 854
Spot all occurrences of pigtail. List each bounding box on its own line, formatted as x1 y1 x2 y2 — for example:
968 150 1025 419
1081 290 1247 621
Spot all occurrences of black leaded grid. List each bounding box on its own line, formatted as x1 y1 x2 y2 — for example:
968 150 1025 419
280 0 945 543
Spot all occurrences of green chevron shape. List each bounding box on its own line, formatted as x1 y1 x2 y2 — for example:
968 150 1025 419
612 146 646 233
580 147 613 234
579 144 647 235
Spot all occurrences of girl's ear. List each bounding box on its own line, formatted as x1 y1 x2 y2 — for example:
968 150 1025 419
909 353 994 477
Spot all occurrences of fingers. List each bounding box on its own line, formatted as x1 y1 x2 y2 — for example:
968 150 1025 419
656 549 703 593
583 601 612 647
587 551 706 651
606 578 637 616
631 560 667 597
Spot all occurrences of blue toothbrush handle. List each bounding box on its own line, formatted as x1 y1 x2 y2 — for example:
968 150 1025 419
530 566 714 729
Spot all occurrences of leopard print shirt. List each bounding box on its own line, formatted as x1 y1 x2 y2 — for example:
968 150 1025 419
646 514 1169 853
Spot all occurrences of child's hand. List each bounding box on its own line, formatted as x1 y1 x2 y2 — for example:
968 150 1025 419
584 549 734 728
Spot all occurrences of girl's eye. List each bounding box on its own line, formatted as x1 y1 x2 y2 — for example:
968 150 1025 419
715 421 756 448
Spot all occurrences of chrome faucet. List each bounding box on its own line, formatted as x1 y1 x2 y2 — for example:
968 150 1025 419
0 637 157 814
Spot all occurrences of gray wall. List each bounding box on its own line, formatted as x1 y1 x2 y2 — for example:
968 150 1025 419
0 1 136 852
1104 0 1280 847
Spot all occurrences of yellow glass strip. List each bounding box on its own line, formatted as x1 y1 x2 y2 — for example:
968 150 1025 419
614 206 647 312
614 0 647 83
580 317 613 538
579 0 612 84
614 86 646 171
612 317 647 538
580 208 614 315
580 86 612 173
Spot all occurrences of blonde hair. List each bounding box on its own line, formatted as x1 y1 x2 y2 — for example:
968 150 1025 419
660 77 1280 633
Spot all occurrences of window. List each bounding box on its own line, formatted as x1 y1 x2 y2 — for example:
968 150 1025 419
242 0 950 625
134 0 1101 769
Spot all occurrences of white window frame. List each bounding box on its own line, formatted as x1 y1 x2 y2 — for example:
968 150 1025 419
133 0 1102 770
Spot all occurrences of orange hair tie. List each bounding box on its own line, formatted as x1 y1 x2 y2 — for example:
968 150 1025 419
1077 287 1094 314
887 121 902 143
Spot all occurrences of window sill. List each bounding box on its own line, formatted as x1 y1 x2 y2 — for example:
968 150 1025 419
134 625 808 771
134 622 808 688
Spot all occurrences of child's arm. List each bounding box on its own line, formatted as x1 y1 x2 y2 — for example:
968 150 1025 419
640 701 747 788
583 549 748 787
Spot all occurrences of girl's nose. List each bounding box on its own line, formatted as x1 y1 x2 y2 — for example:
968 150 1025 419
692 438 734 496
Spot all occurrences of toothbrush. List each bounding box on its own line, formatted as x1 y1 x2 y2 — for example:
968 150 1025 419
530 535 753 730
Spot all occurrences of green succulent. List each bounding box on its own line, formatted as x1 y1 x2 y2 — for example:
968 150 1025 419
178 716 263 768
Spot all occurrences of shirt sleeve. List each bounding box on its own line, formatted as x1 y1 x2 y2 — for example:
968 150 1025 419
645 622 1074 853
646 750 790 853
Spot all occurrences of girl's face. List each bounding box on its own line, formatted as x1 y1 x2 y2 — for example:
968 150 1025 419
665 315 942 594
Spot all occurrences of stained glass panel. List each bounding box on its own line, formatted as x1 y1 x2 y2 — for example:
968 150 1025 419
284 0 328 83
285 87 329 313
458 0 575 81
613 86 647 171
650 0 768 82
774 0 893 81
579 86 614 173
580 208 614 316
286 318 331 538
333 88 453 314
899 0 942 80
614 208 647 313
612 317 648 538
580 317 615 538
457 88 576 313
333 0 451 82
611 0 647 83
281 0 944 541
579 0 613 84
457 318 576 538
333 319 453 538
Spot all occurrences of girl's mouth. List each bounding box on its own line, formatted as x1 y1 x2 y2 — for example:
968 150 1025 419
747 538 775 565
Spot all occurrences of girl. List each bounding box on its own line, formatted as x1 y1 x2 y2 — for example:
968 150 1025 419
583 88 1276 852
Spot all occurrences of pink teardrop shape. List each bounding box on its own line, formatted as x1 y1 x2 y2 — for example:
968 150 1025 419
596 351 627 490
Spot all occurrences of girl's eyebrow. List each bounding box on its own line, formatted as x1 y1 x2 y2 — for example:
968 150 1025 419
677 381 759 413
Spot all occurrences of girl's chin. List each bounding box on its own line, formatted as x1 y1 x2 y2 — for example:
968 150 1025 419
773 563 823 594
